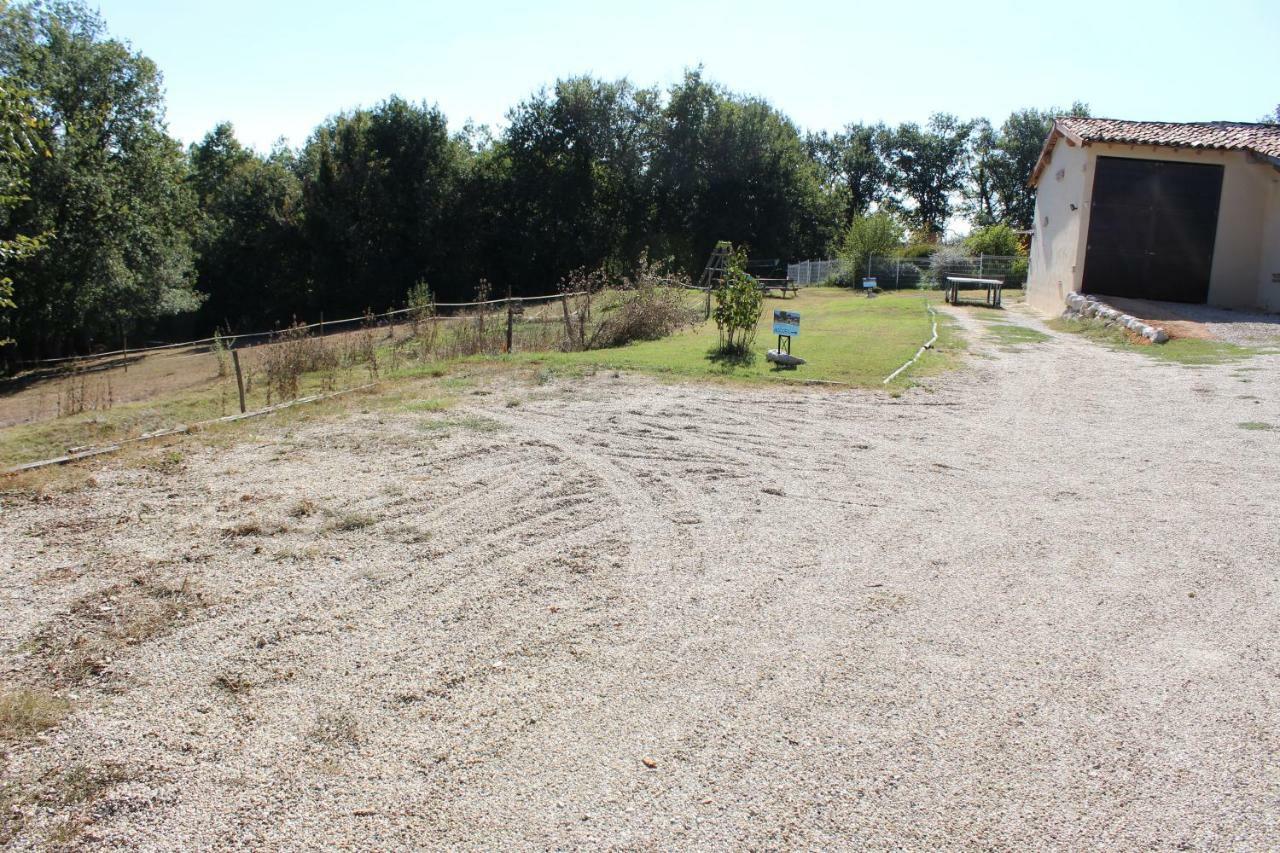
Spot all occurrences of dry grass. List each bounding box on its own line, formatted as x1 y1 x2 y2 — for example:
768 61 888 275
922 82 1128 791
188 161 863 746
0 686 69 742
30 576 205 686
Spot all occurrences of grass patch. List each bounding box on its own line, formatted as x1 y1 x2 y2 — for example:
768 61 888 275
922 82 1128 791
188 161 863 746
1238 421 1275 431
402 398 451 413
0 687 69 741
1048 317 1265 365
510 288 956 387
985 324 1050 348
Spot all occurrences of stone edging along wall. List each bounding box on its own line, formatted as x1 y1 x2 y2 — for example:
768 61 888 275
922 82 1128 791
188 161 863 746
1063 292 1170 343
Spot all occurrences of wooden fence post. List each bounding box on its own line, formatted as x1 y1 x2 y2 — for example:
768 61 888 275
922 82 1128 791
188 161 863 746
231 349 247 414
560 293 572 348
505 286 514 353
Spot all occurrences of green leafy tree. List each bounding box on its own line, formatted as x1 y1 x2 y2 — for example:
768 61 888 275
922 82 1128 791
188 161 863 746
984 103 1090 230
650 68 832 274
712 245 763 354
188 124 306 330
0 0 200 358
965 223 1025 257
0 82 46 356
806 122 889 229
835 212 905 281
880 113 975 238
296 96 460 316
495 76 658 296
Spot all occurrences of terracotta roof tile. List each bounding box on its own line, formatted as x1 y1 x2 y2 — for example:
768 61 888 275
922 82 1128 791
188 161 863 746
1057 117 1280 158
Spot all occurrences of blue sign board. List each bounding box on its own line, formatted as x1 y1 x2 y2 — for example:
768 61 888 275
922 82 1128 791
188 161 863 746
862 277 877 289
772 310 800 337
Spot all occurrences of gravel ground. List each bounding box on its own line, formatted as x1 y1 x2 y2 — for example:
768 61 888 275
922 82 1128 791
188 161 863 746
1103 297 1280 345
1 305 1278 849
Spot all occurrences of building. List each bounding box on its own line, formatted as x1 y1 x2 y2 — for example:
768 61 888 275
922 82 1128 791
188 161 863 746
1026 118 1280 314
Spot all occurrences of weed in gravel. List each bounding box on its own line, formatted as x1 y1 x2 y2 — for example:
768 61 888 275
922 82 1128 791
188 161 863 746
0 761 132 846
30 577 204 685
141 449 185 474
1238 421 1275 431
325 512 375 532
222 519 288 538
0 686 69 741
288 498 320 518
403 398 449 413
986 324 1049 348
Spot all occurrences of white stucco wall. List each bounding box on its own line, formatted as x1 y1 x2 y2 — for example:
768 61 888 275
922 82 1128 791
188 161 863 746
1027 140 1089 314
1027 141 1280 314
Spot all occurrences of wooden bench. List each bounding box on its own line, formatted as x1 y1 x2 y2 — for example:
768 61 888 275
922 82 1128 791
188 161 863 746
758 278 799 298
945 276 1003 308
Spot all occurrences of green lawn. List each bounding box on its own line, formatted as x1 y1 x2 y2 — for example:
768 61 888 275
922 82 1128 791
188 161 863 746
510 288 954 386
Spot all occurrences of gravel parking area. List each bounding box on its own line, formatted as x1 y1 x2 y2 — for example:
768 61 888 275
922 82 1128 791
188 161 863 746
2 306 1278 849
1104 296 1280 345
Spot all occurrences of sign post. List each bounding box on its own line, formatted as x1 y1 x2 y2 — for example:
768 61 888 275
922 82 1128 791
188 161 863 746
771 309 800 355
862 276 878 297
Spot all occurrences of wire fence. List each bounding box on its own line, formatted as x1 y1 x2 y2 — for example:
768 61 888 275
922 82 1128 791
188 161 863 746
0 286 710 460
788 255 1028 289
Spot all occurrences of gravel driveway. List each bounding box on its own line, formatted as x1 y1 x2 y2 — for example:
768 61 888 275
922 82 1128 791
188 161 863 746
2 305 1278 849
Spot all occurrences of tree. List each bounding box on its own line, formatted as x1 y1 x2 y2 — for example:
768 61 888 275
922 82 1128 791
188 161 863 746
296 96 460 316
0 82 47 356
807 122 889 229
1260 105 1280 124
835 212 904 281
496 76 657 296
650 69 832 274
965 223 1024 256
711 245 762 354
985 103 1090 230
964 118 999 227
880 114 975 238
0 0 200 358
188 124 306 330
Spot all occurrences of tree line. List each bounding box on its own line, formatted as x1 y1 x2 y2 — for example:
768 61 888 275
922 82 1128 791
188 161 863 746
1 1 1087 364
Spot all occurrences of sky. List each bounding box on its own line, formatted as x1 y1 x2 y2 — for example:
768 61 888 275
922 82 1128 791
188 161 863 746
94 0 1280 153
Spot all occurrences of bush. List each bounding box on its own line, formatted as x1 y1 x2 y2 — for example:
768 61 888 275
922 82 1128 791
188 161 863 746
927 244 973 288
965 223 1025 257
559 253 701 351
592 255 700 348
896 242 937 259
712 246 763 354
261 322 338 403
834 213 904 284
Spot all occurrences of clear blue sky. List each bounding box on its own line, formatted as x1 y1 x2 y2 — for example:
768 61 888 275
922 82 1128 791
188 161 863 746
96 0 1280 152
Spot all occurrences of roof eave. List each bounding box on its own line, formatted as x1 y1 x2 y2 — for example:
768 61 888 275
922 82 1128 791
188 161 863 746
1028 120 1084 188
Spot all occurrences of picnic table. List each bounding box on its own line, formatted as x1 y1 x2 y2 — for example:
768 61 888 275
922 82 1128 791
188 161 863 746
758 278 799 298
945 276 1003 308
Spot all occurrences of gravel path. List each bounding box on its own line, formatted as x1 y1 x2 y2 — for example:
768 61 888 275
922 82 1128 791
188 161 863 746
2 305 1278 849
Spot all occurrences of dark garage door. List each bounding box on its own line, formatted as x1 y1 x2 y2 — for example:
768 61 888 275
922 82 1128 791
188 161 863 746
1082 156 1223 303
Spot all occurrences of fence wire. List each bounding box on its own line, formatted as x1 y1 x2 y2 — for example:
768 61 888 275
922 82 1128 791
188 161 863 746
788 255 1027 289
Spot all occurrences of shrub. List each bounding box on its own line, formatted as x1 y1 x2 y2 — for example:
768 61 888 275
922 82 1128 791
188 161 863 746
712 246 763 354
897 242 937 259
965 223 1025 257
927 244 973 288
590 253 700 348
261 322 338 403
834 213 904 284
558 254 700 351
